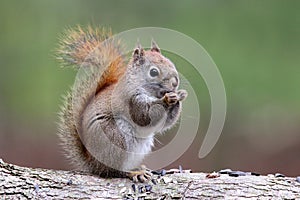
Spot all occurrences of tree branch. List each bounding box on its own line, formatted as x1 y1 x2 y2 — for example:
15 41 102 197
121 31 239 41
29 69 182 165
1 158 299 199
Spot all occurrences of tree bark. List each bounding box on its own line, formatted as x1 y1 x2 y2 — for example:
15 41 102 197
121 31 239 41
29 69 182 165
0 158 299 199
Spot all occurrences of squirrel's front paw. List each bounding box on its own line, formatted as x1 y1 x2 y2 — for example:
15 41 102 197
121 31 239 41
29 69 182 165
177 89 188 101
164 92 179 105
164 90 187 105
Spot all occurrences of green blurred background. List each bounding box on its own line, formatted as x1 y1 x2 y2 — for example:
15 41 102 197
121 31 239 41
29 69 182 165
0 0 299 176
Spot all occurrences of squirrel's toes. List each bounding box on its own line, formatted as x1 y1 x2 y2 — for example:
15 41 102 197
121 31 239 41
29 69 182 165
127 165 152 183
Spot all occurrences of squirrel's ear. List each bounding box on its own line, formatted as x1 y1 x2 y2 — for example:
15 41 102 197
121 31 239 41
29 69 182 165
133 42 145 63
151 39 161 53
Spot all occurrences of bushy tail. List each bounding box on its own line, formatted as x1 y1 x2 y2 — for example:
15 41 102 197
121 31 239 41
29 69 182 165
56 25 126 87
58 26 109 65
56 26 126 170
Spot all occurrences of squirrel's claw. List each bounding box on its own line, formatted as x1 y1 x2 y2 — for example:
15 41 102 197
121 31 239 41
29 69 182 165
177 89 188 101
127 165 152 183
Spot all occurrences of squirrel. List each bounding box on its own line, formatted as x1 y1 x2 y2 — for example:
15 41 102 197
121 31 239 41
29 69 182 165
56 26 187 182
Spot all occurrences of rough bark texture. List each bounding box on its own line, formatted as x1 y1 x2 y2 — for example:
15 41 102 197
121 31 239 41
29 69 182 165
1 158 299 199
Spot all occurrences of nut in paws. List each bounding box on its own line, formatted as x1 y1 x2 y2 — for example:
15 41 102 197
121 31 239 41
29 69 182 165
164 92 179 105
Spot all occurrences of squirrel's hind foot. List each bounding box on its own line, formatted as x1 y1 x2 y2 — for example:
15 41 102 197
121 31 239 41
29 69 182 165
127 165 152 183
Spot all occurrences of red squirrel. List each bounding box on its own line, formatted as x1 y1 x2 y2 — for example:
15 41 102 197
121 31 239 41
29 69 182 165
57 26 187 182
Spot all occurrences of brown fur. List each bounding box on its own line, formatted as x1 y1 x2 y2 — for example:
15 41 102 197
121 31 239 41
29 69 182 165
57 26 127 174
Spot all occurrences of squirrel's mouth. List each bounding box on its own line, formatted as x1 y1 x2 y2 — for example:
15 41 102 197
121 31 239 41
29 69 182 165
157 89 173 99
143 83 175 99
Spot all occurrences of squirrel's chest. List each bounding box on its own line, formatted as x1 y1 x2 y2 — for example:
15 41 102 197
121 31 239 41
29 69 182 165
135 114 167 137
121 136 154 171
115 112 166 170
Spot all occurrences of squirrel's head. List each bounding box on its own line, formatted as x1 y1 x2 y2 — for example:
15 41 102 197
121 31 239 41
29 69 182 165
129 40 180 99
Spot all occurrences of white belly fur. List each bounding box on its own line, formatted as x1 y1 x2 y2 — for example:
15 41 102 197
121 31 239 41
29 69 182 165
118 113 167 171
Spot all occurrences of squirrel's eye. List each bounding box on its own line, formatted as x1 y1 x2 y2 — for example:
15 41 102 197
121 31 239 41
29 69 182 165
149 67 159 77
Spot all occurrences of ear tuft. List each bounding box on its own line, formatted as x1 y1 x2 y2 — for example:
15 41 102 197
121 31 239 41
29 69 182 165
133 41 145 63
151 39 161 53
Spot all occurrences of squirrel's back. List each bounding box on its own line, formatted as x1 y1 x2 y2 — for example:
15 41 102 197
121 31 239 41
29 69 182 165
57 26 127 172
